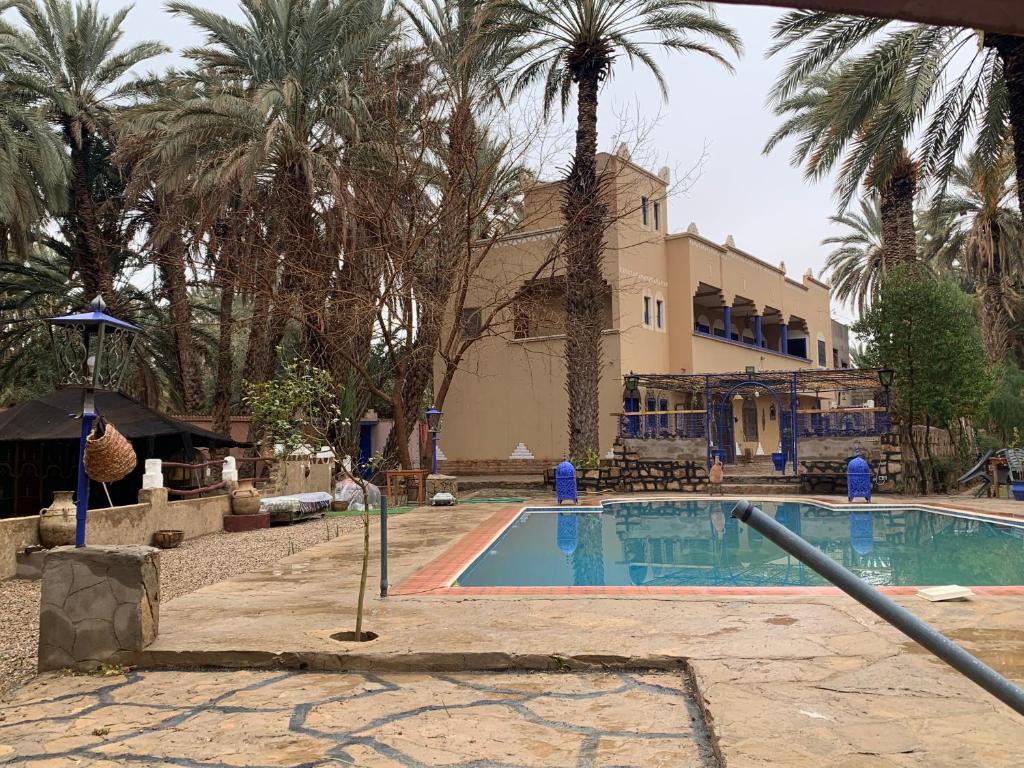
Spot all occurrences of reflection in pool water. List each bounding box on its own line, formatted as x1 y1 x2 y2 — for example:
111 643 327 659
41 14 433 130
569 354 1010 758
455 501 1024 588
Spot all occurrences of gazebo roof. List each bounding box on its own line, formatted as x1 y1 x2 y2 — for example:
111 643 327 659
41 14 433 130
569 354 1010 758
630 369 883 394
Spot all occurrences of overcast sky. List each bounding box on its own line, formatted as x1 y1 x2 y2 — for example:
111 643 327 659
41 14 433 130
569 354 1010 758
111 1 852 323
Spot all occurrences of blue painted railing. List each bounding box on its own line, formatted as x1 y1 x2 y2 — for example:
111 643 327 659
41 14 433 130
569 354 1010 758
796 410 890 438
618 413 706 440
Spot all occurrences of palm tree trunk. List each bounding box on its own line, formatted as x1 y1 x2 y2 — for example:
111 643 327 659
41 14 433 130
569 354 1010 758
878 153 918 269
155 236 202 413
986 34 1024 214
69 138 116 304
980 221 1011 363
211 248 236 435
562 71 606 459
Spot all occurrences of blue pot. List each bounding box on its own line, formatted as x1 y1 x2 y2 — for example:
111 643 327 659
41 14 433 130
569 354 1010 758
1012 481 1024 502
771 452 786 472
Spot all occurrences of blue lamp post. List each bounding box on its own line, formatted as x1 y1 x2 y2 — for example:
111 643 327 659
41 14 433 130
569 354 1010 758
46 296 140 547
425 406 443 475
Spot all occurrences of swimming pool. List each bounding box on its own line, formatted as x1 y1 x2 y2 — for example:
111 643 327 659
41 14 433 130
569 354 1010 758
453 500 1024 589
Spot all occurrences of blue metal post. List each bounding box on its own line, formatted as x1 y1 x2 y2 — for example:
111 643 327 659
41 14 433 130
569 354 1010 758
74 409 96 547
722 306 732 339
754 315 763 347
431 431 438 475
380 494 389 597
790 374 799 476
704 377 712 468
780 323 789 354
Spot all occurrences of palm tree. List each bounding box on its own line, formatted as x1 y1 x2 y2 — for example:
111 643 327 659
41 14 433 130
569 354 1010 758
482 0 741 457
766 11 1012 213
765 50 927 268
0 80 67 255
0 0 167 304
921 148 1023 363
821 195 885 314
140 0 393 376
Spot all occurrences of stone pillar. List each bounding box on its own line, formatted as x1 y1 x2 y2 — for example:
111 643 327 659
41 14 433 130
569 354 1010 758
427 474 458 500
722 306 732 339
754 315 763 347
39 545 160 671
781 323 789 354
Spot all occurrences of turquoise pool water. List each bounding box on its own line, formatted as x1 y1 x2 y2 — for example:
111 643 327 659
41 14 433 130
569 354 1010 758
454 500 1024 588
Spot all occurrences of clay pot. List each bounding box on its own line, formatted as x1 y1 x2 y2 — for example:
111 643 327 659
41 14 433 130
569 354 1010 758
39 490 77 547
152 529 184 549
230 478 262 515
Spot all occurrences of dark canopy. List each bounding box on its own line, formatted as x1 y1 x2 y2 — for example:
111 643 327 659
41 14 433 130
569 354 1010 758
0 388 239 446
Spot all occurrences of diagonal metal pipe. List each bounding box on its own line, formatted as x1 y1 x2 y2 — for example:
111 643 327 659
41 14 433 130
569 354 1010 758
731 499 1024 716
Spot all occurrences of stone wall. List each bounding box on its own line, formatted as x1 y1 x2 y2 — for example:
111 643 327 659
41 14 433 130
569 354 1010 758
621 438 706 463
797 435 882 460
611 445 708 492
0 490 229 581
0 516 42 584
438 458 554 475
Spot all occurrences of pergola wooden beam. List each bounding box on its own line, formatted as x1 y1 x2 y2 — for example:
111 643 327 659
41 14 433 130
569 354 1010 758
714 0 1024 37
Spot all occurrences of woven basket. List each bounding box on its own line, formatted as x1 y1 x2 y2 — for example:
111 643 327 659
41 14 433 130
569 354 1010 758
83 417 137 483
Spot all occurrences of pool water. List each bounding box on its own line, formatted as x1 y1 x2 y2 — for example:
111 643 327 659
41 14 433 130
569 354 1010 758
455 500 1024 588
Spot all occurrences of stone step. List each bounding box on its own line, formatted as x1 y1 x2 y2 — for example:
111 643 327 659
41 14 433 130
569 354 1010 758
718 483 801 495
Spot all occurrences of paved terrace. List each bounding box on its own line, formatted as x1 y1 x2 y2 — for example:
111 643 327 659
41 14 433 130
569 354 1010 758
3 494 1023 766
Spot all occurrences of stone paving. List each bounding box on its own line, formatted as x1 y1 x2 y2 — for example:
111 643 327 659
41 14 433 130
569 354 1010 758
0 669 715 767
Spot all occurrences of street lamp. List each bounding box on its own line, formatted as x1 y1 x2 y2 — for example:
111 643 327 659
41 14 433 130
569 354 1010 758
624 372 639 393
425 406 443 475
47 296 140 546
877 368 895 409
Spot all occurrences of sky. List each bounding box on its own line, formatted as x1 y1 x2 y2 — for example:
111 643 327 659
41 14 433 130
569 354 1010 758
111 1 852 323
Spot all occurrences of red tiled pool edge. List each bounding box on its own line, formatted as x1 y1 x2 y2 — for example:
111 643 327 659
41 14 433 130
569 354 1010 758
390 500 1024 598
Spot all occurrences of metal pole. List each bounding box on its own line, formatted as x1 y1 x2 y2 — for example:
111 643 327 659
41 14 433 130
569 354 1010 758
379 494 389 598
74 390 96 548
431 431 438 475
731 500 1024 716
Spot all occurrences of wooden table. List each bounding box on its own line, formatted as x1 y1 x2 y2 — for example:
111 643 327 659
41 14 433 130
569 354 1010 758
384 469 429 506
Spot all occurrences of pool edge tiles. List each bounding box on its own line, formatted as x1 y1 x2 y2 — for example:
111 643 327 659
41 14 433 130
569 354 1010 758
391 497 1024 597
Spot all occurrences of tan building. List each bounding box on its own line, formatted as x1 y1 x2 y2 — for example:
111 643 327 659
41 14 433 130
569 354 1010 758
434 149 856 472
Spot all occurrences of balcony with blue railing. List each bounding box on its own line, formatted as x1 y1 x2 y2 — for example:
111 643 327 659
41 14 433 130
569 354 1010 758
692 324 812 363
796 408 890 438
618 410 707 440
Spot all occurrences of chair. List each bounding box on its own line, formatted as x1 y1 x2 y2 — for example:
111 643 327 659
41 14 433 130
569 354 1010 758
1007 449 1024 501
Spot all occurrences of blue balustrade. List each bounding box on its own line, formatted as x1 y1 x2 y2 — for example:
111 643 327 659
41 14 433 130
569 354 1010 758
796 411 890 438
618 412 706 440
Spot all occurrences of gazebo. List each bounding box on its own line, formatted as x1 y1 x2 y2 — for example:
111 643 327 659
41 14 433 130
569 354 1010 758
619 368 891 473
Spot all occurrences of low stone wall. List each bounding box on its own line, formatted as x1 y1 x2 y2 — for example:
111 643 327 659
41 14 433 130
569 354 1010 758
438 458 554 475
612 445 708 492
621 438 706 463
798 435 882 460
0 516 42 584
0 489 229 581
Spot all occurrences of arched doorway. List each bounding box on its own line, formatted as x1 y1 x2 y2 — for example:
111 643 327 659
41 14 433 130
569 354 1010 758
716 380 793 465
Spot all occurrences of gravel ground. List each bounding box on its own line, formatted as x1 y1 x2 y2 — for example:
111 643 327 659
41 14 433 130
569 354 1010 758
0 516 361 700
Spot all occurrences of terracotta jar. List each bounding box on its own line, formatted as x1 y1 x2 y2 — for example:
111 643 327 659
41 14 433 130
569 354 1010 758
39 491 77 547
230 478 262 515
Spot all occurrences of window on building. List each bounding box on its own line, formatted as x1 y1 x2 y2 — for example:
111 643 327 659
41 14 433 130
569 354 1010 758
817 339 827 366
643 295 652 326
655 299 664 329
659 398 669 430
641 196 649 225
512 302 529 339
653 201 661 231
460 307 481 337
646 395 656 433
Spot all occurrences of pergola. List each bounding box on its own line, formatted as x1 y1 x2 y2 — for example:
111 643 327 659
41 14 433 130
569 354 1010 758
713 1 1024 36
621 369 891 471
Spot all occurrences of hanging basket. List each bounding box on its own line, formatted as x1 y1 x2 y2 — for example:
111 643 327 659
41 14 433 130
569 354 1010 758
83 416 137 483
